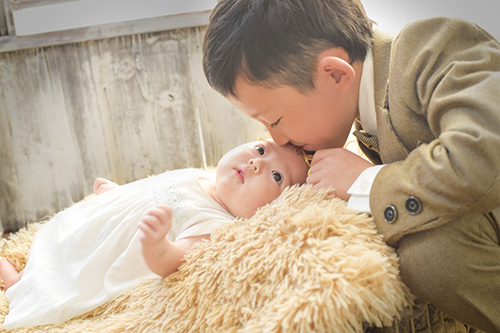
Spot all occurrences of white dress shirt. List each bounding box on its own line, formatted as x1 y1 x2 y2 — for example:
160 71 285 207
346 49 384 213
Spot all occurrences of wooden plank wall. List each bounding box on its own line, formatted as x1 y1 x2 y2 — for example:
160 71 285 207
0 26 267 232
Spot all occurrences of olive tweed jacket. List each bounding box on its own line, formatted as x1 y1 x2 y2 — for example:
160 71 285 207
357 17 500 246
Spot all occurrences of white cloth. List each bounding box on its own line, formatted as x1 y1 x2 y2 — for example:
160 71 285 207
347 48 384 214
357 48 377 136
4 168 233 329
347 165 384 213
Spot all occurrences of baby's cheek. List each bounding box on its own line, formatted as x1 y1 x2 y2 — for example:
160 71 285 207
266 186 283 204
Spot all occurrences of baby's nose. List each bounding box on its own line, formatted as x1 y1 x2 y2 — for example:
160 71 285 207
249 158 264 173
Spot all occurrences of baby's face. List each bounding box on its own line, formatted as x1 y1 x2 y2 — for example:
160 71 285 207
215 139 308 218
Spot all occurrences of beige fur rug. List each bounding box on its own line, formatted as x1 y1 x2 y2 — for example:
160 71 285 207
0 185 415 332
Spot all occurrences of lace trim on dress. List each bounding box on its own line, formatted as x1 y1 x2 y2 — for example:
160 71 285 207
151 173 187 241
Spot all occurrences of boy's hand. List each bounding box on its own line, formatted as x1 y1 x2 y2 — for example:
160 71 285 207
93 177 118 195
307 148 373 201
138 205 173 247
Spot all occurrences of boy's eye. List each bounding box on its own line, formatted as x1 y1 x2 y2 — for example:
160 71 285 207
256 146 265 155
270 117 281 128
272 171 283 185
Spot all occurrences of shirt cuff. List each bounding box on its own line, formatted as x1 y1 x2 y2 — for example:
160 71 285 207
346 165 385 213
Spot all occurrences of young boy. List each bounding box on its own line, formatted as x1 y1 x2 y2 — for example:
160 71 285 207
202 0 500 331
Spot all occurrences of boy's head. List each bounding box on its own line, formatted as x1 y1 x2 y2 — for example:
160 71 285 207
215 139 308 218
203 0 373 96
203 0 374 151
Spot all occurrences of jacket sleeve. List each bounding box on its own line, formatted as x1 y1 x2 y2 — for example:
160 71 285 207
370 17 500 245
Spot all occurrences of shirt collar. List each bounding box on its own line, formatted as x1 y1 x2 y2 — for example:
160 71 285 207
358 48 377 136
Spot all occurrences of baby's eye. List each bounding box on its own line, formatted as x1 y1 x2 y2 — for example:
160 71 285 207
256 146 265 155
272 171 283 185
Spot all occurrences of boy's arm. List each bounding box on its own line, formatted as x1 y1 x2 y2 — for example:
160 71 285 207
310 19 500 246
370 18 500 245
138 205 210 277
307 148 374 201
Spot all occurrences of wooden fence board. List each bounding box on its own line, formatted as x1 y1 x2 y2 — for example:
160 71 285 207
0 27 265 232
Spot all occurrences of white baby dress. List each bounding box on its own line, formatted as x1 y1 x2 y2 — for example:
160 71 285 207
4 168 234 329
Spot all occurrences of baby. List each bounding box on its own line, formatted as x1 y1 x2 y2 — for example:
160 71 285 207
0 139 309 329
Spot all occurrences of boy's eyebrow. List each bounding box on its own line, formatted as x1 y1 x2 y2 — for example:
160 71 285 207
248 111 261 119
250 106 273 119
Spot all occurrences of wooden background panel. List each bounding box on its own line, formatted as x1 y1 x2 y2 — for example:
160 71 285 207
0 47 92 229
185 27 268 167
0 26 265 232
0 2 7 36
85 32 205 179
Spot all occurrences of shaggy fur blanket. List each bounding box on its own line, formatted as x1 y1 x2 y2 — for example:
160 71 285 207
0 185 415 332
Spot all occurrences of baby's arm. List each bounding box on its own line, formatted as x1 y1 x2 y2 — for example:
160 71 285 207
138 205 209 277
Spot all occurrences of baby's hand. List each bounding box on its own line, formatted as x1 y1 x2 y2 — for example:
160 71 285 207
138 205 173 247
93 177 118 195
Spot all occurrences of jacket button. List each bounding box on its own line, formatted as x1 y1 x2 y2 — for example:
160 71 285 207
384 205 398 223
405 196 422 214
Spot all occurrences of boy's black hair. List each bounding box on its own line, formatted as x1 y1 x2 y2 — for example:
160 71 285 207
203 0 374 97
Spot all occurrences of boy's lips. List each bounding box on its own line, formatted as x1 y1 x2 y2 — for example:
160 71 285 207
300 145 315 154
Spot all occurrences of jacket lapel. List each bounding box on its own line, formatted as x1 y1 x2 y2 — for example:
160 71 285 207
371 29 410 164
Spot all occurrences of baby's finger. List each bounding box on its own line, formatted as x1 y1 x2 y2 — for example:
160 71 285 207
148 205 173 226
138 220 161 244
153 205 172 219
138 220 149 234
140 215 160 233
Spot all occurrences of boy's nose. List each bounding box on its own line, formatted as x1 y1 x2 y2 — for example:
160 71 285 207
268 127 289 145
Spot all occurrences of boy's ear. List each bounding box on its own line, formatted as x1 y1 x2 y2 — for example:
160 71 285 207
316 55 355 91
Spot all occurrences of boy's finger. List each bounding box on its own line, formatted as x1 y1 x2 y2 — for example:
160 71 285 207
306 173 319 186
309 148 340 165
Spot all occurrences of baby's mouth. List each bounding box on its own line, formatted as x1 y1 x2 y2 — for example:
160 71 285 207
234 167 246 183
